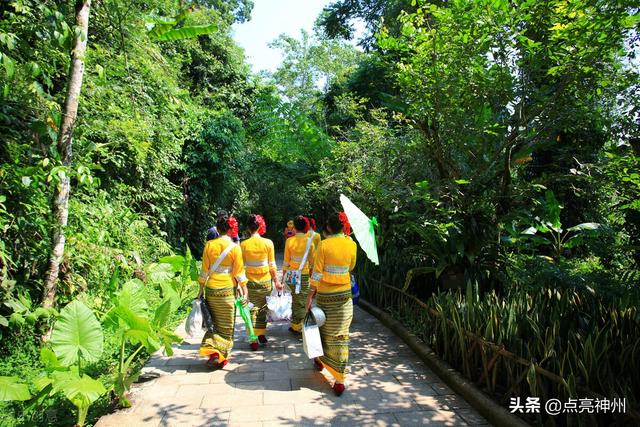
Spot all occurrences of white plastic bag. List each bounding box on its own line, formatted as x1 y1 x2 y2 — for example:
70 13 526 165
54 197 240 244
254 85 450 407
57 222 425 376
302 312 324 359
266 288 292 322
185 299 203 337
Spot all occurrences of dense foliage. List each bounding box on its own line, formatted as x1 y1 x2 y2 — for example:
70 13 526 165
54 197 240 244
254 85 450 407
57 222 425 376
1 0 639 425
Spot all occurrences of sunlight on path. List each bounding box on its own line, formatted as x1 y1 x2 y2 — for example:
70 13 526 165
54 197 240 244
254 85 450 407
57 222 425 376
96 256 487 427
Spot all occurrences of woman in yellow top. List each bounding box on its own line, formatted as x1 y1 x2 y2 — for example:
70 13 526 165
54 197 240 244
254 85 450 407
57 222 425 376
198 211 248 369
306 212 357 396
283 215 315 333
241 214 282 351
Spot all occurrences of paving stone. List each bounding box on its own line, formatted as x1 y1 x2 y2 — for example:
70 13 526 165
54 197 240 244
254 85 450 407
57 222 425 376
225 370 265 383
95 413 162 427
177 383 235 399
233 379 291 392
229 403 296 423
393 409 469 426
264 386 324 405
200 392 261 409
160 407 231 426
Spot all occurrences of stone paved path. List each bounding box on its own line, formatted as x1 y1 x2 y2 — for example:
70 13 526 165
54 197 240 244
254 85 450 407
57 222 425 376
97 257 488 427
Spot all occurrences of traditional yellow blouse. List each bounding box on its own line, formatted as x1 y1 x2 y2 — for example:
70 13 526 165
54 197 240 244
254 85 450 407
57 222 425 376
199 236 248 288
306 229 321 252
240 234 277 282
310 234 357 293
283 232 315 275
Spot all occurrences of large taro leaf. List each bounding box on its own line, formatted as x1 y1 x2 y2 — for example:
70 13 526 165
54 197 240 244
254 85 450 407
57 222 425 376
159 280 181 312
51 369 106 410
146 262 175 283
103 279 148 332
118 279 148 317
50 300 104 366
158 255 185 273
153 299 172 328
116 304 161 352
0 376 31 401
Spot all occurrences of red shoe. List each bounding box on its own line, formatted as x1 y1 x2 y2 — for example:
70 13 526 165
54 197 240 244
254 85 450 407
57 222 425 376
258 335 268 345
206 353 219 368
250 342 259 351
313 358 324 371
218 359 228 369
333 383 345 396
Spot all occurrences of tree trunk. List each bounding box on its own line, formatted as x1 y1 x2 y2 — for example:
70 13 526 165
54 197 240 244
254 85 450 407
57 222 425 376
42 0 92 308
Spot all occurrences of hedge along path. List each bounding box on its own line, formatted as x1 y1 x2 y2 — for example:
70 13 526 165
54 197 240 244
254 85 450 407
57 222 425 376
96 256 488 427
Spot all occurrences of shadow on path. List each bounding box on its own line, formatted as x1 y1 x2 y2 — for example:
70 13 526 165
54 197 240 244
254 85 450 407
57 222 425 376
96 255 488 426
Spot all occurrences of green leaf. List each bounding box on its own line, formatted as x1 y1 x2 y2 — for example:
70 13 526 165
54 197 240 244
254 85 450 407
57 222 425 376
146 263 174 283
152 24 218 41
567 222 601 232
116 304 161 352
119 279 148 317
153 299 172 328
544 191 562 229
51 369 106 410
2 53 15 78
0 376 31 401
40 347 60 369
158 256 184 273
160 281 181 312
50 300 104 366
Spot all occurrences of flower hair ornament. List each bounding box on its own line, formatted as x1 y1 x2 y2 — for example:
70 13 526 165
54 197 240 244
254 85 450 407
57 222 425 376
256 215 267 236
339 212 351 236
303 216 311 233
309 218 317 231
227 216 239 238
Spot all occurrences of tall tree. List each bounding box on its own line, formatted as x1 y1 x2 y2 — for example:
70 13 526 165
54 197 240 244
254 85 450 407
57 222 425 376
43 0 92 308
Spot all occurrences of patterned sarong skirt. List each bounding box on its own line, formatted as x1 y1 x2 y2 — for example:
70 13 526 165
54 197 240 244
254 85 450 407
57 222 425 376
288 273 309 332
316 288 353 383
199 286 236 362
247 279 273 337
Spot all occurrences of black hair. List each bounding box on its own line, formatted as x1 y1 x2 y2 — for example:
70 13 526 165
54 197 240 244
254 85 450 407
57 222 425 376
247 214 260 233
216 210 230 233
293 215 307 232
325 212 343 235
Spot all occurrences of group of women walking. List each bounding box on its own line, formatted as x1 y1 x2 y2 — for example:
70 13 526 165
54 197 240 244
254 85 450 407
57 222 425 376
197 210 357 395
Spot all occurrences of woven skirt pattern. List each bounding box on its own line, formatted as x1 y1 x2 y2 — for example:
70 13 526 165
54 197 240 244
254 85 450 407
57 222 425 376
199 286 236 361
316 288 353 382
247 279 273 336
288 273 309 331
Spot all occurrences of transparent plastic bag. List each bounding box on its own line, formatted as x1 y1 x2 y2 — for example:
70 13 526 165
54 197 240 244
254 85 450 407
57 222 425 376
185 299 203 337
266 288 292 322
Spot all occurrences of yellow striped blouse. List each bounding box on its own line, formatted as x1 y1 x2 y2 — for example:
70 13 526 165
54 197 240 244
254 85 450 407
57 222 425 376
199 236 248 288
310 234 357 293
240 234 277 282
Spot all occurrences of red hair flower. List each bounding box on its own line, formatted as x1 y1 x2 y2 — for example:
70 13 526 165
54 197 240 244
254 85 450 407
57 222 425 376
339 212 351 236
227 216 239 238
309 218 316 231
303 216 311 233
256 215 267 236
